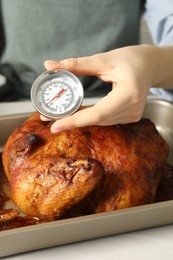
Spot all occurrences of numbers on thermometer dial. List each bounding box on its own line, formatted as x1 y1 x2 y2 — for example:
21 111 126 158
31 69 84 119
38 76 79 115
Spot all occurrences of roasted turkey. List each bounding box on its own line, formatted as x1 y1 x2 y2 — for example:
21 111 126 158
2 112 169 220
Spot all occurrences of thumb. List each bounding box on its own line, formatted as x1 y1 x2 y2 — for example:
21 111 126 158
50 106 99 133
44 55 104 76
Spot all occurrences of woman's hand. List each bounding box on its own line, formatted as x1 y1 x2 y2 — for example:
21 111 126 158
41 44 159 133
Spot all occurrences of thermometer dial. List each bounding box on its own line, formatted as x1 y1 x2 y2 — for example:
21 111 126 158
31 70 84 119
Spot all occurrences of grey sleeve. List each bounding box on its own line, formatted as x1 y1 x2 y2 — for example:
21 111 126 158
144 0 173 46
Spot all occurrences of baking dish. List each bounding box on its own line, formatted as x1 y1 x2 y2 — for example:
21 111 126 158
0 98 172 257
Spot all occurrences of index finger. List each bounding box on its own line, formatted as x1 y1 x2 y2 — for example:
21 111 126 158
44 55 105 76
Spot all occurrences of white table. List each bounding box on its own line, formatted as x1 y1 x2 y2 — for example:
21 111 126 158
1 99 173 260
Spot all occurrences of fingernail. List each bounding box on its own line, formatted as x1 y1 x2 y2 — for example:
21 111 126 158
51 127 64 134
40 115 51 121
45 60 60 64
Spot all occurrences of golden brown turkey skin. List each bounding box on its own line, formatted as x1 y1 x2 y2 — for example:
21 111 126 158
2 112 169 219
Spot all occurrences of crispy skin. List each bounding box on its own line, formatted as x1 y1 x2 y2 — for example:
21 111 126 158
2 113 169 219
0 209 19 223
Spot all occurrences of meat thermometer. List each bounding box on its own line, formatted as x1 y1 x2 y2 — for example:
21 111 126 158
31 69 84 119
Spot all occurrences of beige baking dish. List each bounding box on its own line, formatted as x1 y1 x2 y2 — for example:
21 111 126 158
0 98 172 257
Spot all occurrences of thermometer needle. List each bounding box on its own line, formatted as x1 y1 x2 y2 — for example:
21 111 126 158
47 88 65 104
